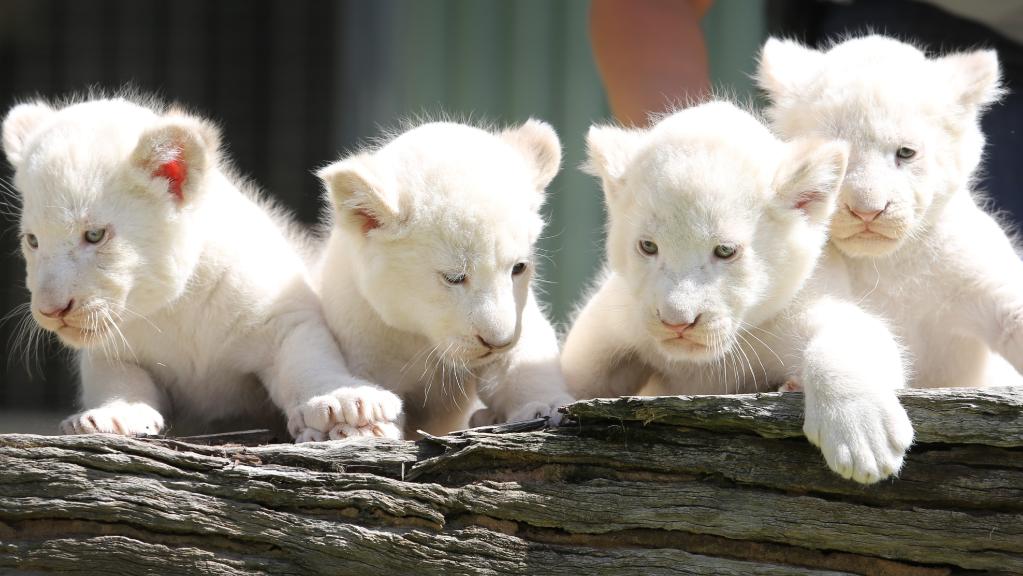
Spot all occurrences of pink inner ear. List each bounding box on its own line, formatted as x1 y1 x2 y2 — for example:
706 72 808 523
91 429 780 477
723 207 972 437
355 208 381 235
795 190 822 211
153 158 186 201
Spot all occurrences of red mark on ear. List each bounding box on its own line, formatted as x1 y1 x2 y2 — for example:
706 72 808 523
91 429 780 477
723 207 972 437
795 191 822 211
154 158 186 201
355 208 381 235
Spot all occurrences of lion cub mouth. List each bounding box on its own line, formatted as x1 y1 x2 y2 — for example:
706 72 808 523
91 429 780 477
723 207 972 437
656 331 721 361
835 229 901 255
662 335 708 349
849 229 894 241
55 323 105 346
464 348 509 367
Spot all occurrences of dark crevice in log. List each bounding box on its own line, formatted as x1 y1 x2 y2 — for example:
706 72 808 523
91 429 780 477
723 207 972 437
3 518 284 556
410 427 1023 515
438 513 981 576
517 527 972 576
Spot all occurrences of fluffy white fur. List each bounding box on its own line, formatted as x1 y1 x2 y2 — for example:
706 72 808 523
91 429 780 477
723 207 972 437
316 120 574 438
562 102 913 484
759 35 1023 389
3 97 401 441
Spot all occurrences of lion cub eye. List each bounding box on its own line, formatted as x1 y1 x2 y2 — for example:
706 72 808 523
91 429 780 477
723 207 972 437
713 244 739 260
895 147 917 162
511 262 527 276
442 272 467 285
24 233 38 249
83 228 107 244
638 240 658 256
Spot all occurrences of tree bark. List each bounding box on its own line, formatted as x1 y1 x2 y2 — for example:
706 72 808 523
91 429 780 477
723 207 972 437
1 387 1020 575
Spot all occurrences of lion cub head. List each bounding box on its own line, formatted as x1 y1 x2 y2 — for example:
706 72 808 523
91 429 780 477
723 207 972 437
319 120 559 366
3 97 221 349
758 35 1002 258
586 102 848 362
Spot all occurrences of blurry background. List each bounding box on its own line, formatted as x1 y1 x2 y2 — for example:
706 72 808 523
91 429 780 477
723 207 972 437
0 0 767 429
3 0 1014 432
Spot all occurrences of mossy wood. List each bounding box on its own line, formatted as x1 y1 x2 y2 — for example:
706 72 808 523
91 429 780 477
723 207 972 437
1 387 1021 575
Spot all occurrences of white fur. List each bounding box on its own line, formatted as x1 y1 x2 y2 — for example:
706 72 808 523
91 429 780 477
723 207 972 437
563 102 913 484
759 35 1023 389
316 120 573 437
3 97 401 441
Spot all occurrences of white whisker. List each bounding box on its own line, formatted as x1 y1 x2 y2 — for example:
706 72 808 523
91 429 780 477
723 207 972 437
857 257 882 306
739 321 785 367
104 306 137 364
736 329 768 392
119 305 162 334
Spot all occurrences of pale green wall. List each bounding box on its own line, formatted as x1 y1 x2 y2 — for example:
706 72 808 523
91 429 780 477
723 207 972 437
333 0 766 325
703 0 769 103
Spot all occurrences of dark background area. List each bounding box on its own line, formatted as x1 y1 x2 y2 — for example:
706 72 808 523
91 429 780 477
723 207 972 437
0 0 347 410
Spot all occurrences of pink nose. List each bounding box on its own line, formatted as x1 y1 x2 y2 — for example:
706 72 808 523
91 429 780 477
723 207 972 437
40 299 75 319
848 203 889 223
661 314 701 334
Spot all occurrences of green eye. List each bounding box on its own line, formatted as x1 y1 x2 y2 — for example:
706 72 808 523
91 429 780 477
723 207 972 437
713 244 738 259
442 272 467 285
638 240 658 256
84 228 107 244
24 233 38 249
896 147 916 161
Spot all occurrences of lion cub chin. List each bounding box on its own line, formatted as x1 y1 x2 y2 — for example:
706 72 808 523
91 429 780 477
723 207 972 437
316 120 574 438
3 96 402 442
562 101 914 484
759 35 1023 389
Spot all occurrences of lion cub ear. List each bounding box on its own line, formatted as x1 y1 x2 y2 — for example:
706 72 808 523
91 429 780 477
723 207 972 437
500 119 562 191
772 138 849 224
2 101 55 168
938 49 1004 114
756 37 824 101
318 154 400 236
583 124 646 203
131 114 221 205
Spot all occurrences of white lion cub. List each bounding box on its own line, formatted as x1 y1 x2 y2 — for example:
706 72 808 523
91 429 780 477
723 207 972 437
759 35 1023 389
563 102 914 484
316 120 574 438
3 96 401 441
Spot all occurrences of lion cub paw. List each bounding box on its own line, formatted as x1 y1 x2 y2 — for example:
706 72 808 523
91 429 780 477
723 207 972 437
327 421 402 440
288 385 403 443
60 402 165 436
803 392 913 484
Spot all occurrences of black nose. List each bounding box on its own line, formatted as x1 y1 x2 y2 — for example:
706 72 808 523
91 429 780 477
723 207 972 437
477 335 513 351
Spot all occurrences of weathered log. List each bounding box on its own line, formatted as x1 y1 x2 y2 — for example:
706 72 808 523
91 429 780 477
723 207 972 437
1 387 1020 575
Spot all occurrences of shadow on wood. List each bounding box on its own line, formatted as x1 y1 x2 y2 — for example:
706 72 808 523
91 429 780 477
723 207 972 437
1 387 1020 575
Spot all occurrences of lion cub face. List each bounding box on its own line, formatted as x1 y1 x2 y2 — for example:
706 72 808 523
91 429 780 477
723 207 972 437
759 35 1002 258
3 98 220 349
587 102 848 363
319 121 560 366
